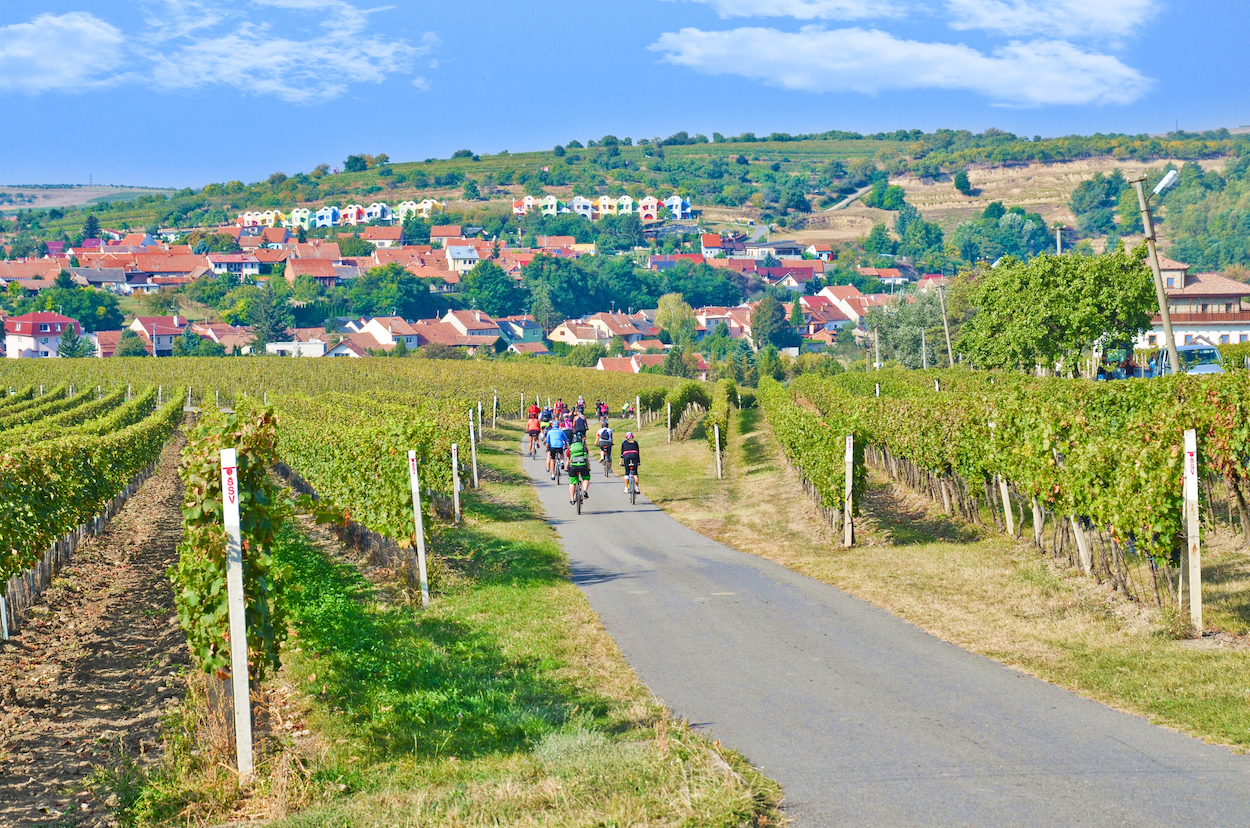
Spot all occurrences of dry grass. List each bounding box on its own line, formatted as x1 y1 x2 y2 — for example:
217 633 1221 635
639 408 1250 750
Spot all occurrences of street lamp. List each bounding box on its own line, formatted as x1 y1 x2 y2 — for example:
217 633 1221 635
1129 169 1180 375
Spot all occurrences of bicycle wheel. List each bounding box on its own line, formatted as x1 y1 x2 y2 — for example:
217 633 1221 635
556 461 562 486
629 476 636 506
575 485 582 515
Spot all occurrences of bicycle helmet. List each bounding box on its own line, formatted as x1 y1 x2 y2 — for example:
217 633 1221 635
625 432 634 439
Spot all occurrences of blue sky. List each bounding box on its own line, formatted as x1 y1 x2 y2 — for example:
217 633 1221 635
0 0 1245 187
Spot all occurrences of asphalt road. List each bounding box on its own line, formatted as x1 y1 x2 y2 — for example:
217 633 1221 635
522 447 1250 827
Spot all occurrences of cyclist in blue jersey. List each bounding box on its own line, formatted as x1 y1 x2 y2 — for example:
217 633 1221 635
545 421 569 480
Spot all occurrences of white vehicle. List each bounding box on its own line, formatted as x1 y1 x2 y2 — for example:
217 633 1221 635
1155 339 1225 376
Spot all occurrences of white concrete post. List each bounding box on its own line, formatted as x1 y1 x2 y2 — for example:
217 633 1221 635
469 414 479 489
451 444 461 524
218 449 253 783
843 435 854 547
667 402 672 443
478 400 483 441
0 596 9 640
636 395 641 431
158 385 162 404
493 394 498 428
875 383 880 397
407 451 430 608
714 424 723 480
1184 429 1202 631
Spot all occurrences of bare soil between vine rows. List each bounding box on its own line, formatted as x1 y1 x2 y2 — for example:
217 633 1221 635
0 435 188 827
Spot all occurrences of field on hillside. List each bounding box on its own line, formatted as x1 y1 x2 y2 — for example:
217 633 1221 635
0 186 174 213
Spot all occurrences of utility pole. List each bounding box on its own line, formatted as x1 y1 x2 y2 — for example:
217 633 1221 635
938 284 955 368
873 328 880 370
1129 171 1181 376
1054 223 1063 255
921 327 927 370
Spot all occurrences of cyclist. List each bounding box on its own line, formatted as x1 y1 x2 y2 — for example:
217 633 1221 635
572 409 589 441
566 432 592 504
556 398 566 419
526 412 542 454
545 419 569 479
576 395 586 413
527 400 540 420
621 401 630 419
620 431 641 494
596 418 614 467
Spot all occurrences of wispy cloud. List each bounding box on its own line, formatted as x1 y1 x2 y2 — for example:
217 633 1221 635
675 0 902 20
0 1 437 101
0 12 126 93
651 26 1151 105
944 0 1158 39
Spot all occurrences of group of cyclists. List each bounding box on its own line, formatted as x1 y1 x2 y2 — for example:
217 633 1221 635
526 395 641 506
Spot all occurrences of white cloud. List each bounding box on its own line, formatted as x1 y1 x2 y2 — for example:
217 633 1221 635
0 2 437 101
677 0 901 20
944 0 1158 39
411 76 430 91
0 12 125 92
650 26 1150 105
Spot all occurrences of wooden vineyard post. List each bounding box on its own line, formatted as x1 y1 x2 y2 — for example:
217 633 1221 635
454 445 463 520
998 477 1015 536
493 394 498 429
468 414 479 489
219 449 253 783
158 385 162 405
843 435 854 547
478 401 483 441
667 402 672 443
1184 429 1202 631
636 395 641 431
1071 516 1093 575
521 393 525 417
407 451 431 609
714 424 723 480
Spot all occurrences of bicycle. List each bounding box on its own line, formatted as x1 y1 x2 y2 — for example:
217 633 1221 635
623 462 639 506
574 479 584 514
554 455 563 486
600 445 612 477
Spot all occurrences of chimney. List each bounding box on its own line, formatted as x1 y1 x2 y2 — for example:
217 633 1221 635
474 311 481 322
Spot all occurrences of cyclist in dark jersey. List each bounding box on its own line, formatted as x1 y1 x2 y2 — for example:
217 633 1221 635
620 432 641 494
572 410 588 441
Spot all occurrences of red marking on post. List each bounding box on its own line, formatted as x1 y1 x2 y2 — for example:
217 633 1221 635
224 467 238 506
410 457 417 474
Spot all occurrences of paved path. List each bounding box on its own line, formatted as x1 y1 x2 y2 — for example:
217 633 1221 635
523 449 1250 827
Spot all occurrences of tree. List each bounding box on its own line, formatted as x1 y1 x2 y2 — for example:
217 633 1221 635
141 291 181 316
81 213 101 240
662 346 693 378
956 248 1156 371
464 261 525 316
462 180 481 200
115 330 149 357
246 279 294 349
344 154 368 172
953 170 972 196
864 223 896 255
565 343 607 367
655 292 696 347
789 298 805 332
416 342 465 360
608 336 626 357
337 236 376 257
750 294 791 350
57 323 93 358
297 225 308 243
755 346 785 381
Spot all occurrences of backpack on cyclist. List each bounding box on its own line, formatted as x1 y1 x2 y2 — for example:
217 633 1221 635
568 438 590 469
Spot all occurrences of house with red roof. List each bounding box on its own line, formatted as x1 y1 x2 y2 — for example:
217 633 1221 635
286 257 339 287
5 312 82 358
361 226 404 248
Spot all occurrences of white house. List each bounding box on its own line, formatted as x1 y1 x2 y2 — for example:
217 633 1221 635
513 195 538 216
445 245 480 273
4 312 82 358
207 253 261 278
539 195 568 216
570 196 595 220
364 202 392 223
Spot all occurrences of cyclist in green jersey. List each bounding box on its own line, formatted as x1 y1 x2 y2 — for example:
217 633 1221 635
566 433 592 504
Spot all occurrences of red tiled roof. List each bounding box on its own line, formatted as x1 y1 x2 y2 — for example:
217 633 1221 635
430 225 462 238
287 258 338 279
701 234 722 247
1167 272 1250 298
5 312 81 336
94 330 123 357
362 227 402 241
597 357 637 373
